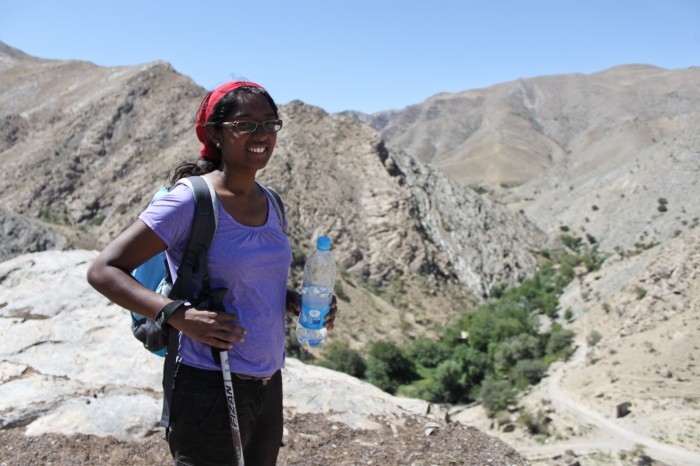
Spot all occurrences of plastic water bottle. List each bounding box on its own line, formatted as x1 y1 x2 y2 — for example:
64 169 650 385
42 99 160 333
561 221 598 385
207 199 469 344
296 236 336 348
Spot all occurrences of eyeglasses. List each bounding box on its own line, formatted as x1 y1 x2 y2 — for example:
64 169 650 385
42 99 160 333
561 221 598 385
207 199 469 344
220 119 283 134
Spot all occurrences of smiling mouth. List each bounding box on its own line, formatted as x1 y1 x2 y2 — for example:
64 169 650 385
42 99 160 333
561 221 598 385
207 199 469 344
248 146 266 154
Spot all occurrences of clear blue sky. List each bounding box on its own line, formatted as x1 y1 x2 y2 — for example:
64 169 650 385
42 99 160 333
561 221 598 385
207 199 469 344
2 0 698 113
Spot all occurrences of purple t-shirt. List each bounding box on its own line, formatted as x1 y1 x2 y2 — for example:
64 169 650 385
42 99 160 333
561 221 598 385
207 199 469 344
139 182 292 376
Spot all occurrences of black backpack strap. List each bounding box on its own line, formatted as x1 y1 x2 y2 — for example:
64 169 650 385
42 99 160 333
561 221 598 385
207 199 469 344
260 184 286 233
160 326 181 428
160 175 218 428
169 176 218 299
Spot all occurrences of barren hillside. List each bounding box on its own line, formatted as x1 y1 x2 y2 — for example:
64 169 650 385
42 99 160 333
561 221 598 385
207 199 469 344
364 65 700 252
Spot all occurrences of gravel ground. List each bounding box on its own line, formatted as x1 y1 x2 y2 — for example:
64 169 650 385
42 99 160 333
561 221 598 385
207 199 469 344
0 413 530 465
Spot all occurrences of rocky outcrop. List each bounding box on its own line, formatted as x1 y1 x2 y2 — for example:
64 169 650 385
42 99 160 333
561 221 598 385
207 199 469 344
0 250 529 466
0 210 67 262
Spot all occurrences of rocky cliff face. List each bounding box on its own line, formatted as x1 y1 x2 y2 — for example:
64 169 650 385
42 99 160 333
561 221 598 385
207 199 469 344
262 102 547 298
0 48 203 243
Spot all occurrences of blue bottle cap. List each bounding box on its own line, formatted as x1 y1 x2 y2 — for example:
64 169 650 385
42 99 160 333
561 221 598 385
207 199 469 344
316 236 331 251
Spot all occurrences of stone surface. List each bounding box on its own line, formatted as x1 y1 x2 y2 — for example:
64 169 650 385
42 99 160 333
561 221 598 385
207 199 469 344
0 250 528 464
0 250 439 438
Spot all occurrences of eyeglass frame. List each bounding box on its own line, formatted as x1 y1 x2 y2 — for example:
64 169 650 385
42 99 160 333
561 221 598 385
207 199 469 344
219 119 283 134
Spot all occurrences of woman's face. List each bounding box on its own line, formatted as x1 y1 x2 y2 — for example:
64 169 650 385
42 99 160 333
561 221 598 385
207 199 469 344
217 93 278 173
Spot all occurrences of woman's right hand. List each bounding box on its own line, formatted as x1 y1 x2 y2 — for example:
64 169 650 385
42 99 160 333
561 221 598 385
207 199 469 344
169 307 246 350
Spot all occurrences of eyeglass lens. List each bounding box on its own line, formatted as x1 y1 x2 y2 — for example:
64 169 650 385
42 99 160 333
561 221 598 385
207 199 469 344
222 120 283 133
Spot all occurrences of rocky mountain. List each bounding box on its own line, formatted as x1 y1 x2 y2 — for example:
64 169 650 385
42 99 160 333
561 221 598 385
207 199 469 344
0 41 547 349
3 41 699 464
361 65 700 252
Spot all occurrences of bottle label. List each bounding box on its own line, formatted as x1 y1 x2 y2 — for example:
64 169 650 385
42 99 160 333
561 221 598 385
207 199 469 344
299 302 329 330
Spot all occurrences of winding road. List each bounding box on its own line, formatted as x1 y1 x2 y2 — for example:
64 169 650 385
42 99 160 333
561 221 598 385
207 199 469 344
520 344 700 465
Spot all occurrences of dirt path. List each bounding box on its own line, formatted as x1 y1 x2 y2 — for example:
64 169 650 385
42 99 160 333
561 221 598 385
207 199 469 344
522 344 700 465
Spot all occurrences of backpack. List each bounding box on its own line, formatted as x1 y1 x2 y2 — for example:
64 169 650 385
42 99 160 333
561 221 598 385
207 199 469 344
129 175 287 427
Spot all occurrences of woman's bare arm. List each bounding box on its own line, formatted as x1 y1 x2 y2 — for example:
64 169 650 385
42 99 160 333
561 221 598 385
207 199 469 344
87 219 245 349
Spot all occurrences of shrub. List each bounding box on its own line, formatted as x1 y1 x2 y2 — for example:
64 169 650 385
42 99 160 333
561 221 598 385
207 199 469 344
366 341 418 394
492 334 542 372
488 282 508 299
560 234 583 251
406 338 449 368
563 307 574 321
91 214 106 226
582 248 607 272
480 379 515 415
634 286 647 300
432 359 468 403
512 359 547 386
546 325 575 358
518 408 551 435
317 342 366 378
587 330 603 347
451 344 489 383
465 301 536 352
517 274 560 316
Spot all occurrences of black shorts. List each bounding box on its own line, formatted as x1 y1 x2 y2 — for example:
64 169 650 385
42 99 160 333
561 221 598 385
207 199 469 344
167 363 283 466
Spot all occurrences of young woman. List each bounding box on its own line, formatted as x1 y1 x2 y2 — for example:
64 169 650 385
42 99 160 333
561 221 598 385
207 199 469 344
87 81 337 465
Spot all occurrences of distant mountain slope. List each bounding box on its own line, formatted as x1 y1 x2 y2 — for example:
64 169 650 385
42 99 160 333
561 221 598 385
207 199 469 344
363 65 700 251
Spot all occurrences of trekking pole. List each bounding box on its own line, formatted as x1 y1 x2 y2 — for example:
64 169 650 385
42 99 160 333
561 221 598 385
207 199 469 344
219 348 245 466
207 288 245 466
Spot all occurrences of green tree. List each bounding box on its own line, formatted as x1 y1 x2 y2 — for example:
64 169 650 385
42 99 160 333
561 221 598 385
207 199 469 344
317 342 366 378
451 344 489 385
492 334 542 372
545 324 575 359
512 359 547 387
480 379 515 415
366 341 418 394
406 338 449 368
432 359 468 403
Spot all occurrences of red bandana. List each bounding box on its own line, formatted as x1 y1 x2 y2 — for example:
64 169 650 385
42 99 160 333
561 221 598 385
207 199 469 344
195 81 266 160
